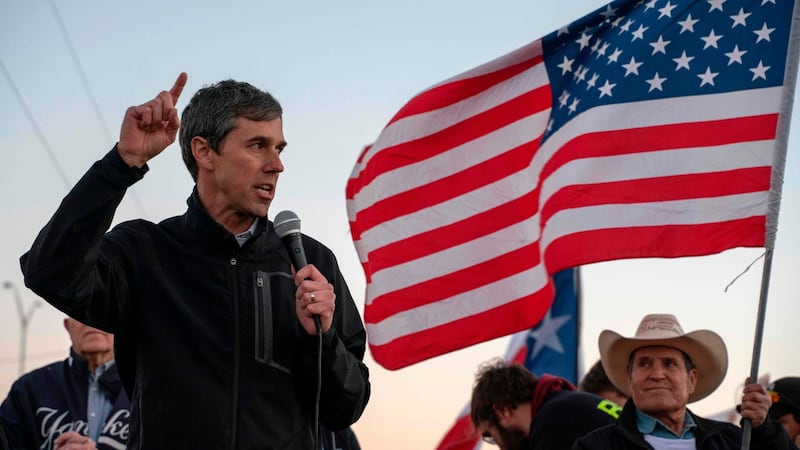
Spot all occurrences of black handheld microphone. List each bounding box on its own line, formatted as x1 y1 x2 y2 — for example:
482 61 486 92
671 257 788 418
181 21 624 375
274 210 323 449
274 210 307 268
273 210 321 333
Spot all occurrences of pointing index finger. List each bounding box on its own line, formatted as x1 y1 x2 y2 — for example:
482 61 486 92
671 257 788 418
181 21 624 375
170 72 188 104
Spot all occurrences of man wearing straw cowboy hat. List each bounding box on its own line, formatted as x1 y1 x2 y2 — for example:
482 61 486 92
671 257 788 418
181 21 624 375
574 314 796 450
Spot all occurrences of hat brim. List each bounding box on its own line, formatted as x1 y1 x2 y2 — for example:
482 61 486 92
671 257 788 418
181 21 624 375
769 401 800 419
769 402 796 419
598 329 728 403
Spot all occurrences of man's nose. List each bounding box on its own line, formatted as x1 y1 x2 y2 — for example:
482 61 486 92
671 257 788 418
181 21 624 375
648 364 667 379
263 151 284 172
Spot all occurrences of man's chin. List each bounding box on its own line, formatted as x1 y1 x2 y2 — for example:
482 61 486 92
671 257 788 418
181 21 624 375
81 346 112 355
497 426 528 450
253 205 270 219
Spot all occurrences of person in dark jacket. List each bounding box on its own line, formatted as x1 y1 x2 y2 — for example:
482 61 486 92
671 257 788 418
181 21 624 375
574 314 796 450
470 358 618 450
0 423 10 450
0 318 130 450
768 377 800 445
20 73 370 449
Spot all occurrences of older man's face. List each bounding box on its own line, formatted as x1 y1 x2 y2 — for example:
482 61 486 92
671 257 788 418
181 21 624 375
628 346 697 417
64 318 113 358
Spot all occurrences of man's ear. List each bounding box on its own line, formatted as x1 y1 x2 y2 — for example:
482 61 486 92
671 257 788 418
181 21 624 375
687 368 698 395
192 136 214 172
492 405 513 425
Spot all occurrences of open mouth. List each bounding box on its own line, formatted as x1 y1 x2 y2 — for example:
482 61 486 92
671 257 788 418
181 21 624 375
256 183 274 193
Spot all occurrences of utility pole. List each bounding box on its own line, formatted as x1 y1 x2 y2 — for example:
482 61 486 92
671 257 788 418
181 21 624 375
3 281 42 376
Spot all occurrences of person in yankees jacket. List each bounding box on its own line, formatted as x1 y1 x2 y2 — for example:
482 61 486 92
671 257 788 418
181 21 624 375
0 318 130 449
20 73 370 449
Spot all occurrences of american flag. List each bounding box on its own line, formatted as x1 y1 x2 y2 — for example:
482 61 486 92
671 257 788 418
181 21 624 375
346 0 796 370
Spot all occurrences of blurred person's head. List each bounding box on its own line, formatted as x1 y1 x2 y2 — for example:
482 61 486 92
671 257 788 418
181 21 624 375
578 359 629 406
768 377 800 442
63 317 114 371
470 359 536 450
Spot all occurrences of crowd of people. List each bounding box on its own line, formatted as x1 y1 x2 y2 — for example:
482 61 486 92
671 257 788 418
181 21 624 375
0 74 796 450
2 312 797 449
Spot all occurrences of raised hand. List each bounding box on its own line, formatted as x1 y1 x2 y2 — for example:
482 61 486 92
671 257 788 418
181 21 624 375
118 72 187 168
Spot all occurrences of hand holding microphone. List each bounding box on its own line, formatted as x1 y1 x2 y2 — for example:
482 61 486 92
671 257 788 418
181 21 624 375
274 210 335 335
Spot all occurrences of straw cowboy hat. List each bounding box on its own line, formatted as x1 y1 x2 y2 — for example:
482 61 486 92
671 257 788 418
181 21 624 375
598 314 728 403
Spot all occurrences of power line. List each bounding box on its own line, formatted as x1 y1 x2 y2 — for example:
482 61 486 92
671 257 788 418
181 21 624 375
47 0 113 146
47 0 150 219
0 58 72 190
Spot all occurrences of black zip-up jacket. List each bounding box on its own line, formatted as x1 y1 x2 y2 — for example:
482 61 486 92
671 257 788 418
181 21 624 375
0 350 130 450
573 399 798 450
20 148 371 449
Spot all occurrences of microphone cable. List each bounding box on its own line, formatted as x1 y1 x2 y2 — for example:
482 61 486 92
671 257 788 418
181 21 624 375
313 317 322 450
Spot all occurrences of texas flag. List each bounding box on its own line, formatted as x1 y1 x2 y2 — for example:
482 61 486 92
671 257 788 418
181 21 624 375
435 268 580 450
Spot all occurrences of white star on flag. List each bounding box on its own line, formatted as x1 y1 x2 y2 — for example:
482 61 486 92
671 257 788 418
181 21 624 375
527 310 572 360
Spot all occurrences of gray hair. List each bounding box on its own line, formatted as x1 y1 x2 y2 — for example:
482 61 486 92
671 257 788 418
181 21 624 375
179 80 282 181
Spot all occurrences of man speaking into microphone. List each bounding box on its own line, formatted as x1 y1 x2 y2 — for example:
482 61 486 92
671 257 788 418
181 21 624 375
20 73 371 450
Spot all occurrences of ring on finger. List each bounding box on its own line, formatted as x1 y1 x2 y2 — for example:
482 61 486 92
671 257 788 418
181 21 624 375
310 292 316 303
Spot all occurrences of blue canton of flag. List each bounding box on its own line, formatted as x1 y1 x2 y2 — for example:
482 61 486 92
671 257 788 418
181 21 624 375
543 0 792 136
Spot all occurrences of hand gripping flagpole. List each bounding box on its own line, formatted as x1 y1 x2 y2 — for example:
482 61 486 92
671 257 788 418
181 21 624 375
741 2 800 448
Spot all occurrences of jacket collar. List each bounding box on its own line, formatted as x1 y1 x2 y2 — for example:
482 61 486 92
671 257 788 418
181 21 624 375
184 188 269 244
68 349 123 400
620 399 729 445
184 187 234 242
530 374 575 418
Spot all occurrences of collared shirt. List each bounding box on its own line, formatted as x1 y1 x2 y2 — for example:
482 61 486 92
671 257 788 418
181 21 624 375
87 359 116 441
636 408 698 439
234 219 261 246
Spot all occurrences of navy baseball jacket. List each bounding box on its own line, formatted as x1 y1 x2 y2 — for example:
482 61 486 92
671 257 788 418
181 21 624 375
0 349 130 450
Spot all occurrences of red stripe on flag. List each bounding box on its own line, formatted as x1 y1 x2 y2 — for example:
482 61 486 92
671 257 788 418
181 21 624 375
436 413 480 450
388 53 545 125
540 114 779 181
365 241 541 323
541 167 772 224
346 86 550 201
544 217 766 273
365 188 539 274
369 187 538 272
510 344 528 365
370 287 554 370
351 138 540 243
354 144 371 165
